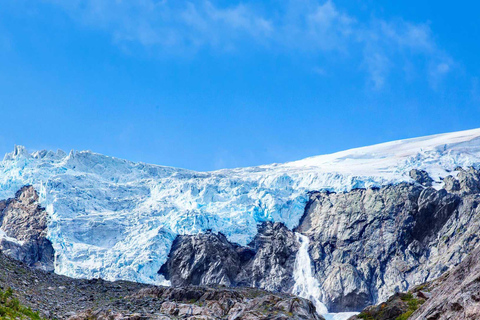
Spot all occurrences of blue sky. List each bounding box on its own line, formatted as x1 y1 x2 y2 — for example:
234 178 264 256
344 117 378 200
0 0 479 171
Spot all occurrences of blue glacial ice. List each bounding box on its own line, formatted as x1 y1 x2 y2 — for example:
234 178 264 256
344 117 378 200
0 128 480 286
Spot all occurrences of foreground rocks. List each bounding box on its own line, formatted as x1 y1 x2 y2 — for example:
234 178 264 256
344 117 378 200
348 289 430 320
0 252 323 320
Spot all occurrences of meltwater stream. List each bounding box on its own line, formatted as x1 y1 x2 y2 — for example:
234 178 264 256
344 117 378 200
292 233 327 314
292 233 358 320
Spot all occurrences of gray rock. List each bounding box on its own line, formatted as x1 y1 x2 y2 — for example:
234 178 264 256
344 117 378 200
159 222 299 292
296 167 480 311
159 231 246 287
409 244 480 320
236 222 299 292
409 169 433 187
0 185 54 271
159 222 299 293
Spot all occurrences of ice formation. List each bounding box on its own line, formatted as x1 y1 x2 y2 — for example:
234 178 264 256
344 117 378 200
0 128 480 288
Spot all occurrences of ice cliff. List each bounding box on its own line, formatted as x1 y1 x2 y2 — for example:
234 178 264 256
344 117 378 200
1 128 480 285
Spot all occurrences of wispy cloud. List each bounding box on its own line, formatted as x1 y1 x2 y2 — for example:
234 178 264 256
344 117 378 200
44 0 453 89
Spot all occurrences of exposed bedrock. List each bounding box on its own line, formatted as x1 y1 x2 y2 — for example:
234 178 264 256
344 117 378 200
408 244 480 320
160 167 480 313
296 167 480 312
159 221 299 293
0 185 54 271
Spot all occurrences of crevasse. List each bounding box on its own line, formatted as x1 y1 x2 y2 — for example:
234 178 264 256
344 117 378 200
0 128 479 285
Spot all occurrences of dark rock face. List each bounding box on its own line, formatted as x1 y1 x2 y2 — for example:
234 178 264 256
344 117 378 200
159 231 250 287
296 167 480 312
0 185 54 271
159 222 299 293
236 222 299 292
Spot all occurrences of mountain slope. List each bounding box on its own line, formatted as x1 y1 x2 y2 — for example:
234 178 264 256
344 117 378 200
0 128 480 288
0 252 322 320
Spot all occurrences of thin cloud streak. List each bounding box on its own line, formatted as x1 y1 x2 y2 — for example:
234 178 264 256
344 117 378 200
44 0 454 89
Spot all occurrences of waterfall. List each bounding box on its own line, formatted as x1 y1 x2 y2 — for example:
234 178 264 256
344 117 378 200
292 233 358 320
292 232 328 314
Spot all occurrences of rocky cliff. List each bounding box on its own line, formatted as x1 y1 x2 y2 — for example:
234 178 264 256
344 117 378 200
349 243 480 320
296 168 480 312
159 222 299 293
160 168 480 314
409 243 480 319
0 185 54 271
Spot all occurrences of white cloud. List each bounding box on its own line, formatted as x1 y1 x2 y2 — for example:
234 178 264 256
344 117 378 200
363 52 390 90
43 0 453 88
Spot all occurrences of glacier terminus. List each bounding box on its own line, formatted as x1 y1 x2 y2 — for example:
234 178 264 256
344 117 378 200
1 128 480 312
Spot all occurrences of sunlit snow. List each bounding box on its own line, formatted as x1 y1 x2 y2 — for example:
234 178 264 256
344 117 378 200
0 128 480 287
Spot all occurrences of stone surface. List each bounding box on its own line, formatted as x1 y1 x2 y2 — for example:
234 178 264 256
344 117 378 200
160 222 299 293
409 169 434 187
0 185 54 271
296 167 480 312
0 251 323 320
158 168 480 313
410 244 480 320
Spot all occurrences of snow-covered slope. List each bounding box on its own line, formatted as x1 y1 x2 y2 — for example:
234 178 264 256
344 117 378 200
1 128 480 284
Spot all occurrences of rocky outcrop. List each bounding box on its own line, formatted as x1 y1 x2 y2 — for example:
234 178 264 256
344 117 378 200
159 222 299 293
409 169 433 187
0 185 54 271
348 291 426 320
0 251 323 320
409 244 480 320
350 243 480 320
236 222 299 292
296 167 480 312
158 230 253 287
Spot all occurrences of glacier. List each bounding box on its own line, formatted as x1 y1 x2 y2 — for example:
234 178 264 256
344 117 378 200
1 128 480 289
